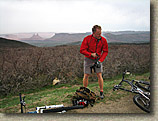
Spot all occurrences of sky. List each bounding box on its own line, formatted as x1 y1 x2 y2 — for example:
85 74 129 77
0 0 150 34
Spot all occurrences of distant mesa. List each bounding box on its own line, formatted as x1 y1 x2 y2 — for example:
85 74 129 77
30 33 44 40
45 32 90 42
22 33 44 41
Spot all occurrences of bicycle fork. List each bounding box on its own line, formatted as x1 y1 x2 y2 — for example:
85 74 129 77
137 89 150 101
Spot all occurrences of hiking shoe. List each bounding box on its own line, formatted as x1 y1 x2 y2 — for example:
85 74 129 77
100 92 104 99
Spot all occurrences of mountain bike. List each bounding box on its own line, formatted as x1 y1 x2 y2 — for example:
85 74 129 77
113 70 150 113
19 93 84 113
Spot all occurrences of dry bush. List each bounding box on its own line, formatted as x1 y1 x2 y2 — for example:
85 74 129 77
0 44 150 96
102 44 150 79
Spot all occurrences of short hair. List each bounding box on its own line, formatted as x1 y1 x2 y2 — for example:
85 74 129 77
92 25 102 33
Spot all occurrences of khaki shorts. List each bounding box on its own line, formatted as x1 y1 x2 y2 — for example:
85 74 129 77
84 57 103 74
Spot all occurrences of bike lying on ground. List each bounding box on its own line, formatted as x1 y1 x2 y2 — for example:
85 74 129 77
19 86 97 113
19 93 84 113
113 70 150 113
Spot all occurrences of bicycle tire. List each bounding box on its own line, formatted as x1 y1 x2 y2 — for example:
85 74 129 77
133 94 150 113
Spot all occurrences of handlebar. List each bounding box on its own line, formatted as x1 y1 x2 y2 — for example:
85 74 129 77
122 70 130 80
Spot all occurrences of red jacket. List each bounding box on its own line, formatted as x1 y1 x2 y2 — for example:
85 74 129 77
80 34 108 62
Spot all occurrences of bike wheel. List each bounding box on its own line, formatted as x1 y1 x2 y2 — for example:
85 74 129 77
133 94 150 113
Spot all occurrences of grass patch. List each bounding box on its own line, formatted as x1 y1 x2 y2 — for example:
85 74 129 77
0 72 150 113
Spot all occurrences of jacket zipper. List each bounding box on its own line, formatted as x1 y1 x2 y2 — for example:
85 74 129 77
96 41 98 53
95 40 99 59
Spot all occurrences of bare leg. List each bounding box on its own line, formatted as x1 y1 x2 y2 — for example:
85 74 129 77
83 73 90 87
97 72 104 92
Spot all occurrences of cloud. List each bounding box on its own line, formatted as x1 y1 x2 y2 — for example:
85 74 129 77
0 0 150 34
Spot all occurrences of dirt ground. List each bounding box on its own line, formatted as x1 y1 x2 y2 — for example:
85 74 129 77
66 94 146 113
0 94 146 114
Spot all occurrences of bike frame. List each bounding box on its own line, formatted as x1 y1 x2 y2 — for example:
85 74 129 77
113 71 150 101
19 93 85 113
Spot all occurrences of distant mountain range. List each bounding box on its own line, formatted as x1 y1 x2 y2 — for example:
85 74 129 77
0 32 55 41
0 31 150 47
103 31 150 43
45 32 90 42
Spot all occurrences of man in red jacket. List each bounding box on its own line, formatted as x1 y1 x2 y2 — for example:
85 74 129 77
80 25 108 99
